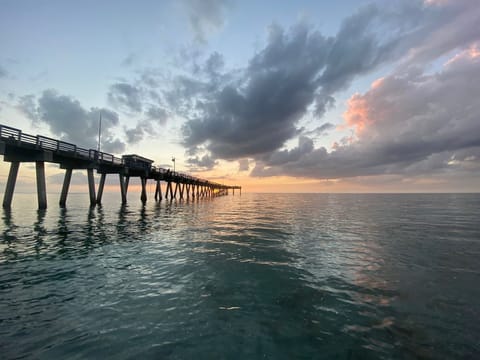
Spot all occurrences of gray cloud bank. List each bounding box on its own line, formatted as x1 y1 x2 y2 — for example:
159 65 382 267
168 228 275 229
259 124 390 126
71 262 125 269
13 0 480 183
254 52 480 178
17 90 126 153
173 0 480 179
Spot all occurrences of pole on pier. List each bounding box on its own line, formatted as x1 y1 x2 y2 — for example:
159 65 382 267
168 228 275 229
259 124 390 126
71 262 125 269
2 161 20 209
36 161 47 209
87 168 96 206
59 168 73 207
140 177 147 203
97 173 106 205
119 174 127 204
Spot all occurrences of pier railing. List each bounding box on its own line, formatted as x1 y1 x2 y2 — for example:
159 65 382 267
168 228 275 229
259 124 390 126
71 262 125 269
0 124 125 165
0 124 241 208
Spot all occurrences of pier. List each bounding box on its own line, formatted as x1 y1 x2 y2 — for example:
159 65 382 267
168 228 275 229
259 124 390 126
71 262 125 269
0 124 241 209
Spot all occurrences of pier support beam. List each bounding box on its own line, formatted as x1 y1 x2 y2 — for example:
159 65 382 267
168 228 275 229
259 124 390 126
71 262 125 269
2 161 20 209
154 180 162 201
179 183 185 200
165 181 172 199
36 161 47 209
125 176 130 195
119 174 127 204
173 182 179 199
59 168 73 207
96 173 106 205
141 177 147 203
87 168 96 206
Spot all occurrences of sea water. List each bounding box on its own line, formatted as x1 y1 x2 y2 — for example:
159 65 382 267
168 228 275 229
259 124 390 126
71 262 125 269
1 193 479 359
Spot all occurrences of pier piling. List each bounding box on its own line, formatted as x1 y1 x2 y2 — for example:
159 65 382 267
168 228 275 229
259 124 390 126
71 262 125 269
140 177 147 203
0 124 241 209
119 174 127 204
59 168 72 207
96 173 106 205
3 161 19 209
36 161 47 210
87 168 96 206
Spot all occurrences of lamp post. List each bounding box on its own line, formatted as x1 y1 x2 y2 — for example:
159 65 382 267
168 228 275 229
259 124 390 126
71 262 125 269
171 157 175 173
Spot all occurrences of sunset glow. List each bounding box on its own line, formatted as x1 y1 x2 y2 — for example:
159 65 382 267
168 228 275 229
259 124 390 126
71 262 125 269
1 0 479 193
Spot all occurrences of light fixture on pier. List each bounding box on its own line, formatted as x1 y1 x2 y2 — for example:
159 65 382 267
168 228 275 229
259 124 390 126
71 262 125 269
171 157 176 173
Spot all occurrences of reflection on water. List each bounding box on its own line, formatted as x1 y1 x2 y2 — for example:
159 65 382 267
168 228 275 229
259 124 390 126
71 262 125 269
0 193 479 359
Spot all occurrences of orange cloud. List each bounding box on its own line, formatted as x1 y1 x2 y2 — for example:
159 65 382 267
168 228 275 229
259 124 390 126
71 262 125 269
445 43 480 66
342 93 372 136
371 77 385 90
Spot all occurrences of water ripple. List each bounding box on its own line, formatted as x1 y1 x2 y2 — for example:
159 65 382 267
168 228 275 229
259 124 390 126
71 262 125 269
1 193 479 358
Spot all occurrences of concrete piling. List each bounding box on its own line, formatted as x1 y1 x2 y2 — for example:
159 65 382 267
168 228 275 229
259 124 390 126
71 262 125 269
36 161 47 210
2 161 20 209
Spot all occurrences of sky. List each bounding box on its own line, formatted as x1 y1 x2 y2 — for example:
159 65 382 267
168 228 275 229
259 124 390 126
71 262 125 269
0 0 479 193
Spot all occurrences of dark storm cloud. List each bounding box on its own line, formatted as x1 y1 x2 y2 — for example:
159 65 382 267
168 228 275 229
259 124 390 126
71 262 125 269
125 121 150 144
238 159 250 172
145 106 168 125
106 67 171 145
17 89 126 153
180 0 230 44
252 50 480 179
186 153 218 170
17 94 37 120
123 106 168 144
176 0 480 177
303 123 335 137
108 83 143 113
263 136 315 166
180 8 408 160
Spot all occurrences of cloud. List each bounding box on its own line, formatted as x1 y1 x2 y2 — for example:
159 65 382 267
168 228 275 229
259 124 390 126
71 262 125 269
303 123 335 137
401 0 480 66
0 64 7 78
173 0 480 178
179 7 416 161
252 48 480 179
17 94 37 120
106 71 171 145
48 171 88 185
17 89 126 153
107 83 143 113
180 0 230 44
145 105 168 125
238 159 250 172
122 105 169 144
121 53 136 67
186 153 218 170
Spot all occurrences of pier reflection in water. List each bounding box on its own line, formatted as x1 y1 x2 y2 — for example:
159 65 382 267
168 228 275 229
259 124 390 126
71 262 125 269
1 193 479 359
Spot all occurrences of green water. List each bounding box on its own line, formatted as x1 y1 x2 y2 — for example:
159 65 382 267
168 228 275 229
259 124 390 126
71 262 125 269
1 193 479 359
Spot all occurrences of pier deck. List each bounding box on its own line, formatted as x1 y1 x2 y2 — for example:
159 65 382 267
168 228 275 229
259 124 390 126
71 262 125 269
0 124 241 209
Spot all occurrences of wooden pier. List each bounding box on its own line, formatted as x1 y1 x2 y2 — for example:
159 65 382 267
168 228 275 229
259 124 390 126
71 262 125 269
0 124 241 209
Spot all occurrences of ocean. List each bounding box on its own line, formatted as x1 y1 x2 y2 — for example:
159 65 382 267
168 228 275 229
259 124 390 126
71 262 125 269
1 192 479 359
